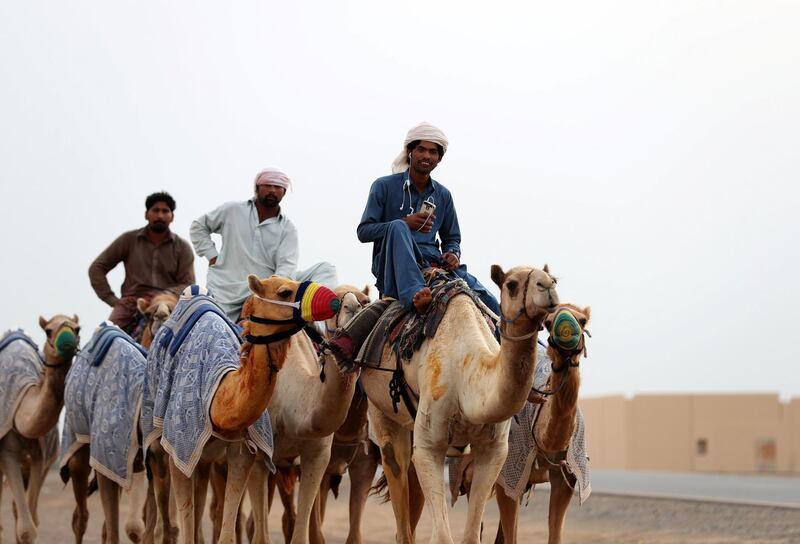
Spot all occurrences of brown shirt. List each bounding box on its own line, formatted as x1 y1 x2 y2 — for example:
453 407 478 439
89 227 196 306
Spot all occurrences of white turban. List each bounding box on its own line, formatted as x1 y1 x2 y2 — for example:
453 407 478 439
391 122 449 174
254 166 291 191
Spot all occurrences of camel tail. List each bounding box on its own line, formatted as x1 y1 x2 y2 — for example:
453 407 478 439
369 473 391 504
276 466 298 496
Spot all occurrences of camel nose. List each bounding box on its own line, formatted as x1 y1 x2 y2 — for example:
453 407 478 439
55 327 78 357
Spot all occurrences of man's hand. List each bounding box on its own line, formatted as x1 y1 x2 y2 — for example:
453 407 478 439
209 257 217 266
442 252 460 271
403 212 436 233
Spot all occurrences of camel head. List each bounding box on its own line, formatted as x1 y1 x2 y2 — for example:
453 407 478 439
545 304 591 358
327 284 371 332
38 313 80 365
490 264 559 326
243 274 341 328
137 293 178 348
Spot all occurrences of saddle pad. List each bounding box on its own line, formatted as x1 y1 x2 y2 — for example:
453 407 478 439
141 297 274 477
0 331 44 441
61 326 146 489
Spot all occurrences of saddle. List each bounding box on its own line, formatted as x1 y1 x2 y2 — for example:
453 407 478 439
327 270 497 417
0 330 40 358
158 295 243 356
84 324 147 366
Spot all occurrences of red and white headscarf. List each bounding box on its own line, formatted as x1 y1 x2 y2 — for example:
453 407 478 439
391 122 449 174
254 166 292 191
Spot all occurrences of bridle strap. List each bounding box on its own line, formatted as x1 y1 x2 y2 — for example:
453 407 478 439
245 324 305 345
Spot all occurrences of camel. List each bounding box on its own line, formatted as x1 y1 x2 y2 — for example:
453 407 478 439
145 275 339 544
60 323 149 544
455 304 591 544
308 285 373 544
245 284 364 544
494 304 590 544
0 314 80 544
136 293 180 544
361 264 559 544
137 293 179 348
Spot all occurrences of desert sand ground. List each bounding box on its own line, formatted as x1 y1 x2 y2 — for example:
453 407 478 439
2 472 798 544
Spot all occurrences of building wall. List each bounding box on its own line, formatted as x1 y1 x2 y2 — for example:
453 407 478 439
580 396 628 469
579 393 799 474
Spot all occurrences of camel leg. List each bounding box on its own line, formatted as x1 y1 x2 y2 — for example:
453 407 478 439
217 444 254 544
274 469 297 542
546 468 573 544
246 459 269 544
152 450 177 544
209 462 226 544
0 434 37 544
141 477 156 544
410 424 452 544
495 484 519 544
459 439 508 544
369 405 414 544
124 467 148 543
0 467 4 544
309 476 328 544
292 438 332 544
67 446 91 544
193 462 210 544
408 462 425 537
98 473 121 544
344 444 378 544
25 445 45 527
169 457 195 544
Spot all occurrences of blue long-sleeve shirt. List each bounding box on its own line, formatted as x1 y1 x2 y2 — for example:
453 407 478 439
357 171 461 274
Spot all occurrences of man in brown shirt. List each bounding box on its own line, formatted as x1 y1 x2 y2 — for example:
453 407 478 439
89 191 196 331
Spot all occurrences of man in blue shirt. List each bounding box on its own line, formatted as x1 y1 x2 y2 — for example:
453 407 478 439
357 123 499 315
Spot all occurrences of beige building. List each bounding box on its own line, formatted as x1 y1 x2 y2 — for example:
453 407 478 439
579 394 800 474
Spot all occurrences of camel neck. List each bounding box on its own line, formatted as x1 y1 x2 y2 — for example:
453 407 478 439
13 360 69 439
209 332 289 434
536 347 581 452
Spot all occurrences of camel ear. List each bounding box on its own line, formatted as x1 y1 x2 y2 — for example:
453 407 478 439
39 316 48 330
362 285 370 296
137 298 149 315
543 263 550 274
581 306 591 325
490 265 506 289
73 314 79 324
247 274 265 296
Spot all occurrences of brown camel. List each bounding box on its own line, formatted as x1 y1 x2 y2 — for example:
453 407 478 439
137 293 179 349
164 275 339 544
0 315 80 544
361 264 559 544
309 285 373 544
493 304 591 544
245 284 362 544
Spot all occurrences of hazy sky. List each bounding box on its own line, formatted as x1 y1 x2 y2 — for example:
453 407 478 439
1 1 798 399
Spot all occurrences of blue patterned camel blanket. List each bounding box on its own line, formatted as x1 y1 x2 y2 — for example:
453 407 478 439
448 346 591 505
60 324 147 489
0 330 45 441
141 295 274 477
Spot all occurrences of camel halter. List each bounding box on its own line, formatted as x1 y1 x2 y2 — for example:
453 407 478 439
499 270 554 342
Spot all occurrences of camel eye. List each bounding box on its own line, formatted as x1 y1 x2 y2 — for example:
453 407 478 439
277 288 293 299
506 280 518 290
45 329 52 338
74 327 81 335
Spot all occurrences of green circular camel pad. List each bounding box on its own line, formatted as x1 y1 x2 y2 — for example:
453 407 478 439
55 328 78 357
552 310 581 350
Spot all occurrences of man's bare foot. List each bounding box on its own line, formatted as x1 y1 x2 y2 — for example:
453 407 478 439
412 287 433 314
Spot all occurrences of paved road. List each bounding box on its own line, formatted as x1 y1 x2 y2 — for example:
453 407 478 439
590 469 800 508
